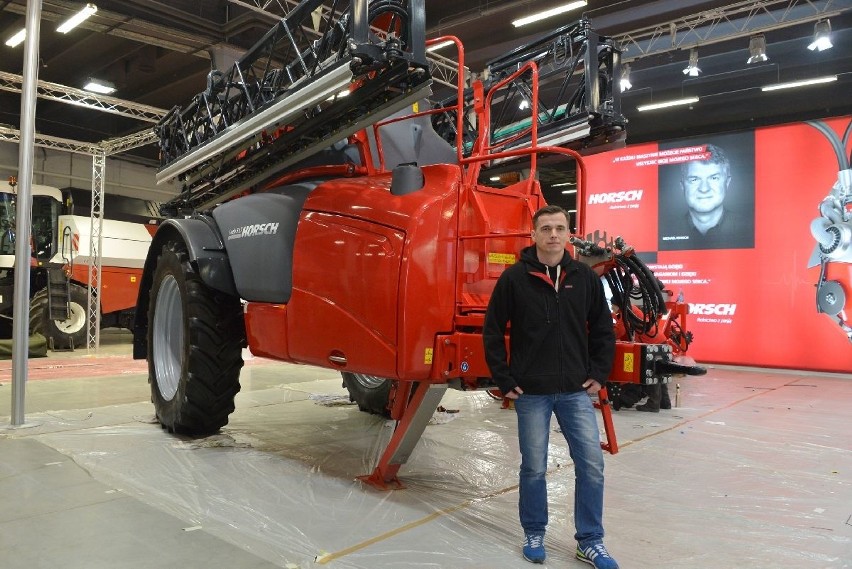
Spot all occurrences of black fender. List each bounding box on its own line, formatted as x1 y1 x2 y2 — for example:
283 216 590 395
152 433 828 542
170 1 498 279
210 184 315 303
132 216 237 360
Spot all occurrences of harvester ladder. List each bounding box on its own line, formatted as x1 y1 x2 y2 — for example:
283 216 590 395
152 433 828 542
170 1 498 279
46 267 70 322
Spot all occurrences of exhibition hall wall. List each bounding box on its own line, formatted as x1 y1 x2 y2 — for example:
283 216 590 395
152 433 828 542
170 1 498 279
0 142 172 203
583 115 852 373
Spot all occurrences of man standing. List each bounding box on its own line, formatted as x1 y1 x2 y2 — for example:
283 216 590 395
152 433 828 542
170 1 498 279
484 205 618 569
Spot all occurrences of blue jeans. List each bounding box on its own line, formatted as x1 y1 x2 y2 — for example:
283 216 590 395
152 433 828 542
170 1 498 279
514 391 605 546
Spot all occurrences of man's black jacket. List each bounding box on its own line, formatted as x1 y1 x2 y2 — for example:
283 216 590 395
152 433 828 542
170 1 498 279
483 245 615 396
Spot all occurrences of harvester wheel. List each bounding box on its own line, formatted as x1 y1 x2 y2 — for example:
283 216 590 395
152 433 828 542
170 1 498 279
29 284 88 349
342 372 392 417
147 240 244 435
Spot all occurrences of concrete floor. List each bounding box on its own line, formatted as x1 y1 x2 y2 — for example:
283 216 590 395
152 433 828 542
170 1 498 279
1 331 851 569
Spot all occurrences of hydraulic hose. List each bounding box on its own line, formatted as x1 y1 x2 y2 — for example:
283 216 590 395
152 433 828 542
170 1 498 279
604 251 666 339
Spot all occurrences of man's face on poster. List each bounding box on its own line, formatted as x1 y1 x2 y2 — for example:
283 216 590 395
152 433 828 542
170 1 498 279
681 160 730 214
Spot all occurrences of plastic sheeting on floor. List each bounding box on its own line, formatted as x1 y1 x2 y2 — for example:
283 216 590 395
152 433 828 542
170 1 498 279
9 363 852 568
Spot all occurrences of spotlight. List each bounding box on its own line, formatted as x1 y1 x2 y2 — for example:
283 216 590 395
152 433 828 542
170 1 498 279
83 78 116 94
512 1 587 27
761 75 837 92
5 28 25 47
747 34 768 64
682 49 701 77
57 4 97 34
427 40 454 52
637 97 699 112
808 20 833 52
620 64 632 92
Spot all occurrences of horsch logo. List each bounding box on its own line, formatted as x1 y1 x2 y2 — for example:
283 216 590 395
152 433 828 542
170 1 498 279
228 222 280 240
689 303 737 316
587 190 643 204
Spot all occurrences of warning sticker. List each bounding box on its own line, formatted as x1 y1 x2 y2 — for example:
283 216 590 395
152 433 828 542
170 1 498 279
623 353 634 373
488 252 517 265
424 348 433 364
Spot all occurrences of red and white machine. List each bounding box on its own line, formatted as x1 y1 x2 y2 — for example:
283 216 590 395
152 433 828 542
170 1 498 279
1 177 156 349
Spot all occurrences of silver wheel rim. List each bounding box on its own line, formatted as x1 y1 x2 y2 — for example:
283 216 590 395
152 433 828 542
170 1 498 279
153 274 184 401
352 373 387 389
54 301 86 334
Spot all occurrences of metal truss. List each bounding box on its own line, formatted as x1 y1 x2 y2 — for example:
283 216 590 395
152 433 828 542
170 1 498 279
87 152 106 352
0 71 167 123
615 0 846 61
101 130 160 156
0 124 155 157
0 124 98 154
428 51 464 90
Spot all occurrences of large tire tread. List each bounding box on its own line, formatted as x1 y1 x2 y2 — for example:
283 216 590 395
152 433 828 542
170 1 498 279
29 289 49 336
29 285 88 349
342 372 392 418
149 241 244 436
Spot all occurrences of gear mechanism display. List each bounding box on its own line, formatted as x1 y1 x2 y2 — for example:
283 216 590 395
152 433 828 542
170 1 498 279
807 120 852 342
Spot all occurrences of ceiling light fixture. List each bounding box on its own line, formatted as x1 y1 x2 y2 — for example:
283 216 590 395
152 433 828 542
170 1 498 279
5 28 25 48
427 40 454 52
747 34 768 64
637 97 699 112
518 99 530 110
682 49 701 77
761 75 837 92
619 64 632 92
57 3 98 34
808 20 833 52
83 78 116 94
512 1 588 28
561 189 578 195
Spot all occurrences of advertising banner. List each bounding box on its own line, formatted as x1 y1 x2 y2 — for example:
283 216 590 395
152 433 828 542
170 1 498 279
583 116 852 373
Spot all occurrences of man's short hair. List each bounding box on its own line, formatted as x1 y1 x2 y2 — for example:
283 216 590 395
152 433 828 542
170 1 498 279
532 204 569 228
681 143 731 179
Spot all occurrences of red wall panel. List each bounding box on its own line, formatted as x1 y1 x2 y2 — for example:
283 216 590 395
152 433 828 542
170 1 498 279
584 116 852 373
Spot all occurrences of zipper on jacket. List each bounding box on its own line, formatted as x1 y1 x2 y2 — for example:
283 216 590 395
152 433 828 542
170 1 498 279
544 293 550 324
555 288 563 385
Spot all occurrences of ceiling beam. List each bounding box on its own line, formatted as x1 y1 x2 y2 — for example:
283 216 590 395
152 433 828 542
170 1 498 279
616 0 846 62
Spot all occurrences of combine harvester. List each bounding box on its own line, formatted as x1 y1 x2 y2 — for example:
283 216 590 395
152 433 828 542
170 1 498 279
1 178 157 351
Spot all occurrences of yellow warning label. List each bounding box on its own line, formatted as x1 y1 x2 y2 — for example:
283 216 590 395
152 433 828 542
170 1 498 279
412 102 419 113
488 252 517 265
424 348 433 364
623 353 634 373
130 276 137 283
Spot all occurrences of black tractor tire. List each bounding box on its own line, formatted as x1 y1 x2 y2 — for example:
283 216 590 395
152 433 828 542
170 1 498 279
342 372 392 417
30 284 89 349
147 240 245 435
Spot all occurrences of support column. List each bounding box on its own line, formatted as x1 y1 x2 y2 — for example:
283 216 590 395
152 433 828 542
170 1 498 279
9 0 43 427
358 382 447 489
87 151 105 352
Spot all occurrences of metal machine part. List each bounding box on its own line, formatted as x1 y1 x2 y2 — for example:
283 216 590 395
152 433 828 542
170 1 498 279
807 120 852 342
